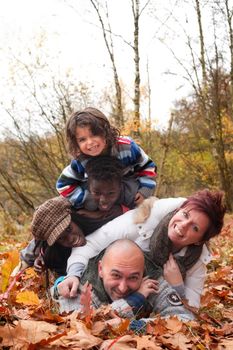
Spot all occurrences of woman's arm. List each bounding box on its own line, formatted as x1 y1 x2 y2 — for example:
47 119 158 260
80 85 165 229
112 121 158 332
184 260 207 308
67 209 137 274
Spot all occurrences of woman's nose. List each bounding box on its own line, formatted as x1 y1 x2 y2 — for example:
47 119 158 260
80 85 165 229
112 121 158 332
180 219 189 229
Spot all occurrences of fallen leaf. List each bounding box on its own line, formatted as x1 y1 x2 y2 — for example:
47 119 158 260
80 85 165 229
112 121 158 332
1 320 58 346
16 290 40 306
159 332 192 350
136 335 162 349
0 250 19 292
165 316 183 333
100 334 137 349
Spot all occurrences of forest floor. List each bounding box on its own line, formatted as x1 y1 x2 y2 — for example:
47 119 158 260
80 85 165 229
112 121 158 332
0 215 232 349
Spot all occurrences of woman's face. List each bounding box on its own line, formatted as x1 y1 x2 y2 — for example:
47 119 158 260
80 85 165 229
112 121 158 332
168 205 210 250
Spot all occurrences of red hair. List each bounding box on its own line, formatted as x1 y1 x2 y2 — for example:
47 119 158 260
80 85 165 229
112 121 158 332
180 189 226 241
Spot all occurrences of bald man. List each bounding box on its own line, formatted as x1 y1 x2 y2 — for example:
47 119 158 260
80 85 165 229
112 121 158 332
53 239 158 317
52 239 194 321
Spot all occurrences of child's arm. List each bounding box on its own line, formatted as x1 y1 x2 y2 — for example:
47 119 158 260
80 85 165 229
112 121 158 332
56 160 89 208
11 239 37 276
131 141 157 199
118 137 157 199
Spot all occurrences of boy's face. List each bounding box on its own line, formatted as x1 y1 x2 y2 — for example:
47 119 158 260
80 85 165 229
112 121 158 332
56 222 86 248
89 179 121 212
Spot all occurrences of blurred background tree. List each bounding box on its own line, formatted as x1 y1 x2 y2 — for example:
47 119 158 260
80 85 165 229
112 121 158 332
0 0 233 225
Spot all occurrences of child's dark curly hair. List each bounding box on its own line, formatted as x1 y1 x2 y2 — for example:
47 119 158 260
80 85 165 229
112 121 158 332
66 107 120 158
86 155 124 184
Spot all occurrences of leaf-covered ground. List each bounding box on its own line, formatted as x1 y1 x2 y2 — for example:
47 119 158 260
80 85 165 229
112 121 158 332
0 217 232 349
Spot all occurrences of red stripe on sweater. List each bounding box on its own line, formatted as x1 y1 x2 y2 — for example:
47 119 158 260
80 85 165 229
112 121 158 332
137 170 157 177
60 185 77 197
117 137 131 145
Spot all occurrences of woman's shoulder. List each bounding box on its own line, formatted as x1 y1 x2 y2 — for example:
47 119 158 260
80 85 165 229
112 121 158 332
199 244 212 265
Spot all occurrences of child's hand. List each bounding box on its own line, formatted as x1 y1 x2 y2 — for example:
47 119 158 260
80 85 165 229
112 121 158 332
163 254 183 286
34 255 45 273
57 276 80 298
134 192 145 206
137 276 159 298
11 260 30 277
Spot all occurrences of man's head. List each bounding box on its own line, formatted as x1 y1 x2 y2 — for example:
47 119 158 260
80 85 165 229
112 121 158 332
86 156 123 212
98 239 144 301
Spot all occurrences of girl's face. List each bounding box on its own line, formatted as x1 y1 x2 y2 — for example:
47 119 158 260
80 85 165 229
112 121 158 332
168 205 210 250
76 126 107 156
56 222 86 248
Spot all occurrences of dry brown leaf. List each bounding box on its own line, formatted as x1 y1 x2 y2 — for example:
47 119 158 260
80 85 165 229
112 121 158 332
79 281 93 320
100 334 137 349
31 308 65 323
136 335 162 349
217 338 233 349
91 320 107 335
1 320 58 346
164 316 183 333
16 290 40 306
159 332 192 350
50 324 102 349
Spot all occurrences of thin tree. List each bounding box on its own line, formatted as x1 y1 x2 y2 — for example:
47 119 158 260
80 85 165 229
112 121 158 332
89 0 124 129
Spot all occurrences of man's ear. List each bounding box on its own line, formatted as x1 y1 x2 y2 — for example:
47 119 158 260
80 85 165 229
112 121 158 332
98 260 103 278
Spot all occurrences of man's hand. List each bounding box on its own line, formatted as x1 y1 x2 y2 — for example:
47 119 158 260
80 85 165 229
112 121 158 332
163 254 183 286
134 192 145 206
57 276 80 298
34 255 45 273
137 276 159 298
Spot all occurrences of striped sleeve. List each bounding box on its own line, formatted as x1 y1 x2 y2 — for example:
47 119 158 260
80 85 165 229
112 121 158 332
56 160 88 208
117 137 157 197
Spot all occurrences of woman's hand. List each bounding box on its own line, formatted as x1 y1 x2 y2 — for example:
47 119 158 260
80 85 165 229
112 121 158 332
163 254 183 286
137 276 159 298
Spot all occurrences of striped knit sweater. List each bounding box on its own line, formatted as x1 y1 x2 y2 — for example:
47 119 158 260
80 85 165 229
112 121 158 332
56 136 157 208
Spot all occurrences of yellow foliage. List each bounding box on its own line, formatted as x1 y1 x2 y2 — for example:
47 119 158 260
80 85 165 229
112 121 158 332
0 250 19 292
16 290 40 306
23 267 37 280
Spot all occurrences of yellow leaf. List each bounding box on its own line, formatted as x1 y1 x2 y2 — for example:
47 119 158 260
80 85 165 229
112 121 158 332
0 250 19 292
16 290 40 306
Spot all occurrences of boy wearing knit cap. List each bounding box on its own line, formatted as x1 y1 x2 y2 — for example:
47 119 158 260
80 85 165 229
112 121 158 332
17 196 86 276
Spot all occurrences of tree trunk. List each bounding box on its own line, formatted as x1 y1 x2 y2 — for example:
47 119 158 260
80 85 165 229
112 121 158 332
155 113 174 197
132 0 141 139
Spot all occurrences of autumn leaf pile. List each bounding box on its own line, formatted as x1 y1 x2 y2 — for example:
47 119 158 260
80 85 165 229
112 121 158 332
0 220 233 349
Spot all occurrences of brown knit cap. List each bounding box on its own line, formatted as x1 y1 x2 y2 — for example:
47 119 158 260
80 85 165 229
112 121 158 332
31 196 72 246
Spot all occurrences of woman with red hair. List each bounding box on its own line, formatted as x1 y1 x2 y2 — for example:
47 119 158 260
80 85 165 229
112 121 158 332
56 189 226 310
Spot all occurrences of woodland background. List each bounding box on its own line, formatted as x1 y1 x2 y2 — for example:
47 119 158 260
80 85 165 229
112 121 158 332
0 1 233 348
1 0 233 230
